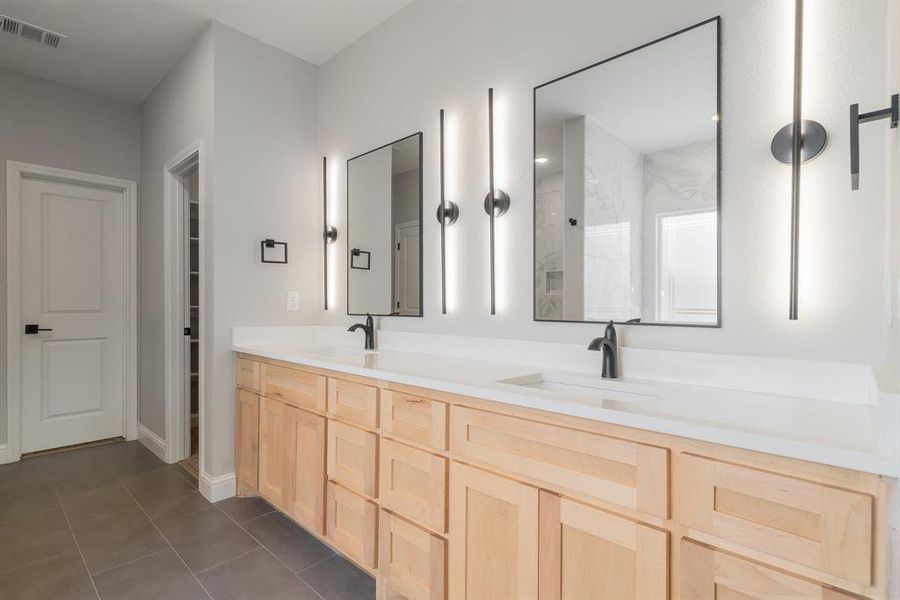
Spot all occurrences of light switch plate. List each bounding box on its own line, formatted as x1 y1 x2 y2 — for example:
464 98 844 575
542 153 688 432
286 290 300 312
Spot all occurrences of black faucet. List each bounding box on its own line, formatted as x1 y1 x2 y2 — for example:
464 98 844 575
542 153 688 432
587 320 618 379
348 313 375 350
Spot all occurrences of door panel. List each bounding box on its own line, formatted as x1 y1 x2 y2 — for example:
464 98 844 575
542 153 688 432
539 491 667 599
380 438 447 533
379 510 446 600
327 420 378 497
235 390 259 496
20 177 126 452
287 407 326 534
259 397 289 509
326 481 378 569
448 462 539 600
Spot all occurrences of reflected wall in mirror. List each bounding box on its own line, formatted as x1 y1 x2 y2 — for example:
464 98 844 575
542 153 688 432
347 132 423 316
534 18 720 326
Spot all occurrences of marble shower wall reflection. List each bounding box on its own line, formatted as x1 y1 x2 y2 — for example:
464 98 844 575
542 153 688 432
534 18 719 325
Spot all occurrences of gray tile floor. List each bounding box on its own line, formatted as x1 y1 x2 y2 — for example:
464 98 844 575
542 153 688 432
0 441 375 600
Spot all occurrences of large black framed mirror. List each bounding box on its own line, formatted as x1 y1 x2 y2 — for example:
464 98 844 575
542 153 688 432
533 18 720 327
347 132 423 317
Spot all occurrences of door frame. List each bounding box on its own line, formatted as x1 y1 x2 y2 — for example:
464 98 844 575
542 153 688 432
5 160 138 463
393 220 419 316
163 140 205 466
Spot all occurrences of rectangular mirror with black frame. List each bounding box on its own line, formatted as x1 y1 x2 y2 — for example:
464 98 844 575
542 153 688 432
347 132 423 317
534 18 720 327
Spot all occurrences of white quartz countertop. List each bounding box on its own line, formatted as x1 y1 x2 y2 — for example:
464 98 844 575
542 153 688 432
232 332 900 478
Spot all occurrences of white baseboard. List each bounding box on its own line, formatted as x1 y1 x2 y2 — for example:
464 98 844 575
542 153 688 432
0 443 8 465
137 424 167 462
199 471 235 503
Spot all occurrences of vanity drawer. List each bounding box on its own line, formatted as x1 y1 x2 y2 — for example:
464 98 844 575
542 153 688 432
379 438 447 533
381 390 447 451
327 420 378 498
450 406 668 518
326 481 378 570
679 453 873 587
235 358 260 392
681 539 858 599
262 364 326 413
328 377 379 429
378 509 446 600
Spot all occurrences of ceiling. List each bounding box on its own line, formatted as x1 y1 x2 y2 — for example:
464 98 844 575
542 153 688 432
0 0 410 104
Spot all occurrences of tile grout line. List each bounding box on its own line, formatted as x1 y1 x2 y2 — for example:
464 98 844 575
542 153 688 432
213 504 329 600
117 475 216 600
89 547 170 579
53 486 102 600
192 545 262 576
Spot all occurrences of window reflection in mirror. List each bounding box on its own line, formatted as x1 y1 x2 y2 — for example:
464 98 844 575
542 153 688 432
534 19 719 326
347 132 423 317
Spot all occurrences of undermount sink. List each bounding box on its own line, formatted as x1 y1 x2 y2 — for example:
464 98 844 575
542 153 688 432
312 346 377 358
498 371 658 403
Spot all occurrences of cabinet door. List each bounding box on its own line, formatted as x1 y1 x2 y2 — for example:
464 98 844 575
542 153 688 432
234 390 259 496
448 462 539 600
379 510 446 600
328 377 379 428
287 407 326 534
681 540 858 600
381 390 447 451
258 396 290 509
235 357 260 392
539 491 667 599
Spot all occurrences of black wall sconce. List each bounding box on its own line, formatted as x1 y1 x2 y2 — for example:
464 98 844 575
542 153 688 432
770 0 827 321
261 239 288 264
484 88 510 315
850 94 898 190
323 156 338 309
436 108 459 315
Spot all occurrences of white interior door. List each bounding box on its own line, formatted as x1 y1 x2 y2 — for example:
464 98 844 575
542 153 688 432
19 175 126 453
393 220 420 315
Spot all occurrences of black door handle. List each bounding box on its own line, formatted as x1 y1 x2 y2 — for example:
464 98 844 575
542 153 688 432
24 324 52 334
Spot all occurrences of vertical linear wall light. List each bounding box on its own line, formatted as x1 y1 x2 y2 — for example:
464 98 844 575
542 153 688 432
770 0 827 320
323 156 338 310
436 108 459 314
484 88 510 315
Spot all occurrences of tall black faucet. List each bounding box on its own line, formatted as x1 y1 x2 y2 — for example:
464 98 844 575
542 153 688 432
348 313 375 350
587 320 618 379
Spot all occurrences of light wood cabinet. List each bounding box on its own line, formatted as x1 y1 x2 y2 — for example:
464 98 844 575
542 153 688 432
262 364 326 413
539 491 667 599
328 377 379 428
235 389 259 496
679 453 873 587
327 420 378 498
286 407 326 534
381 390 447 451
448 462 539 600
326 481 378 570
258 396 290 509
378 510 446 600
235 357 260 392
379 438 447 533
680 540 858 600
451 405 669 519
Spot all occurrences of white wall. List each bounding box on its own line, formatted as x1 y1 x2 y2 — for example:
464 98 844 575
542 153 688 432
0 68 141 445
317 0 899 389
139 26 215 441
209 24 319 477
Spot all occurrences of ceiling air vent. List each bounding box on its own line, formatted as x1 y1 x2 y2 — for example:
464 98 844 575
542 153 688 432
0 14 67 51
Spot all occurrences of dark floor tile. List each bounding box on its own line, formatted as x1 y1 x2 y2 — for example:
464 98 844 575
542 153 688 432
59 481 137 524
0 481 60 519
216 496 274 523
144 490 212 522
157 507 258 573
103 443 166 476
93 549 208 600
300 554 374 600
121 465 198 516
198 548 319 600
0 458 57 490
242 512 333 573
0 550 97 600
0 507 76 574
53 463 119 496
72 506 167 575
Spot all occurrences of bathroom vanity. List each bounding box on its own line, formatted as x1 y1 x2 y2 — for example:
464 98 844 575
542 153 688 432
231 330 898 600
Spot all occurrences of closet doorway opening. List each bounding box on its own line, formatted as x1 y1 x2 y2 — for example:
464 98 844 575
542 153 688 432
163 141 205 482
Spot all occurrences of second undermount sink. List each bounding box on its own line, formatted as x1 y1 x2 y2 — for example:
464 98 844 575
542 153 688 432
498 370 658 403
